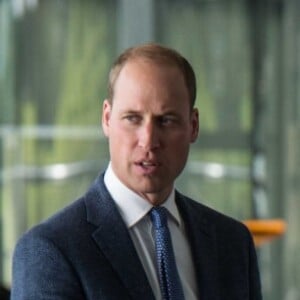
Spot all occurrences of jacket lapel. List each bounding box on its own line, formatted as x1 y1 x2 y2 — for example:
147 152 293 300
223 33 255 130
85 174 155 300
176 192 221 300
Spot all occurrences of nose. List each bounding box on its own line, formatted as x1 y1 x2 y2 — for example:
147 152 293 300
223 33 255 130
138 121 160 151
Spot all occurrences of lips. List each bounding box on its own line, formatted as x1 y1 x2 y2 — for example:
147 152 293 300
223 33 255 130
135 159 161 174
140 161 157 167
136 160 160 167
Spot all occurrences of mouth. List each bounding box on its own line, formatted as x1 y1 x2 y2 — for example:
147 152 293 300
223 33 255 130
140 161 157 166
135 160 161 174
136 160 160 166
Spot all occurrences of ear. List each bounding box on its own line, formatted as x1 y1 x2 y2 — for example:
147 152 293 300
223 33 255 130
102 99 112 137
190 108 199 143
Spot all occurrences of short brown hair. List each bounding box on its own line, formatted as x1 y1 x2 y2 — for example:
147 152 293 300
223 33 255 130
107 43 197 109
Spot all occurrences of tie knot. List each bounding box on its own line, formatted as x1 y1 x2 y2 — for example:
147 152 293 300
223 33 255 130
150 206 168 229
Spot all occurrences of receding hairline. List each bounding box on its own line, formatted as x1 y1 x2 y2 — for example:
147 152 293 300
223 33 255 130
107 43 197 109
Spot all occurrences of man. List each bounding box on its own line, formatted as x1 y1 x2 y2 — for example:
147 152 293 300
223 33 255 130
11 43 262 299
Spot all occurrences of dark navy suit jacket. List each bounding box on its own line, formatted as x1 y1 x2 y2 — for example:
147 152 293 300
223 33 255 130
11 173 262 299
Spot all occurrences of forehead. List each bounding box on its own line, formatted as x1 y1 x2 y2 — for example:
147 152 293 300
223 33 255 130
112 59 190 112
115 58 186 91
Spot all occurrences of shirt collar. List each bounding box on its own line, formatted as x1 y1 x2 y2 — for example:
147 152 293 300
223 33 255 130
104 163 182 228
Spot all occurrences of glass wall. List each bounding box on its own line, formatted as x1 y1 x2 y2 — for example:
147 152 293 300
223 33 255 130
157 0 254 218
1 0 300 299
0 0 117 287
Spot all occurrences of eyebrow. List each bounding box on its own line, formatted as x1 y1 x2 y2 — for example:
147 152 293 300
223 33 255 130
121 108 181 116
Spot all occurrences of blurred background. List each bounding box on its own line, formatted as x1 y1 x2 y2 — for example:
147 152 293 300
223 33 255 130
0 0 299 299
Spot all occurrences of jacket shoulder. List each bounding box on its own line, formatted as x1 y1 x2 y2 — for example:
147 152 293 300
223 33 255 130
176 192 252 241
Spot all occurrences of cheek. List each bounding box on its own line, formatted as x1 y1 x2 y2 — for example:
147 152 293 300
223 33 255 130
169 134 191 157
168 130 191 144
109 127 136 152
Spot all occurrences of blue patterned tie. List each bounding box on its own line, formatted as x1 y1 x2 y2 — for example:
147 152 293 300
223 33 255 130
150 207 185 300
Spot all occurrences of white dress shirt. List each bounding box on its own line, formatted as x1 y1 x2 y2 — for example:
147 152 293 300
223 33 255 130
104 163 198 300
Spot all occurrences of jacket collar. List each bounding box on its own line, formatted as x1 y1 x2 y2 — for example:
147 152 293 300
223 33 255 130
84 173 220 300
84 174 155 300
176 191 221 300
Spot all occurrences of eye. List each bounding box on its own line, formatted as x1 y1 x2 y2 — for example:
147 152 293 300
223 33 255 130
159 115 177 126
124 114 142 124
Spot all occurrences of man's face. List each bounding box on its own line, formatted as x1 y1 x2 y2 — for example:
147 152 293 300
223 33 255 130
102 59 199 205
